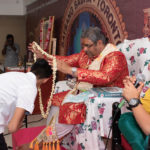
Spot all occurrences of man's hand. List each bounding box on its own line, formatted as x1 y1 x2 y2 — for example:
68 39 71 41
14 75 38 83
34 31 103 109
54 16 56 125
28 43 44 59
48 59 73 75
28 42 53 60
122 76 144 101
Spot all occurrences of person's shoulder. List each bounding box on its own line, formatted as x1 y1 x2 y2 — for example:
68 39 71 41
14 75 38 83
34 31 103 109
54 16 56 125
105 51 127 64
107 50 125 57
1 71 21 76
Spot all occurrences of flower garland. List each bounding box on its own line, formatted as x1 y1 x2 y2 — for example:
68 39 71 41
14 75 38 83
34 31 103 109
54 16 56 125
32 41 57 118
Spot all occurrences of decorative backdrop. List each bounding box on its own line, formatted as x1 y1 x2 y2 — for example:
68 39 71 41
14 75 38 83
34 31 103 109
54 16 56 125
59 0 128 56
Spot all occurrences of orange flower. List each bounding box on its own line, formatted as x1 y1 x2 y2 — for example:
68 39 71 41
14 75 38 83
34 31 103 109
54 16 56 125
46 126 53 136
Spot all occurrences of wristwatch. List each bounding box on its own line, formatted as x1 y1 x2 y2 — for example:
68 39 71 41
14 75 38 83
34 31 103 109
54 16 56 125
128 98 142 108
71 67 77 77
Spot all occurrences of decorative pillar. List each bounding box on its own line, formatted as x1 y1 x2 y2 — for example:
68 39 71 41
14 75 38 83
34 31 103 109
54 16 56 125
143 8 150 37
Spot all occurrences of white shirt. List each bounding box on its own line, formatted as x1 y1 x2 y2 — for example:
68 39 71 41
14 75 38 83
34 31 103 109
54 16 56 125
0 72 37 133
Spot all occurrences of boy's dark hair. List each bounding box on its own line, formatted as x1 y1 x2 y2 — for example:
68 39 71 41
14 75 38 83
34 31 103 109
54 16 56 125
31 58 52 79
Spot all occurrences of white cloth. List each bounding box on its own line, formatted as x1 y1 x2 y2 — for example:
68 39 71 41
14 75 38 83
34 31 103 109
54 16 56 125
61 88 123 150
55 80 71 93
0 72 37 133
4 43 20 67
47 106 74 139
47 82 73 139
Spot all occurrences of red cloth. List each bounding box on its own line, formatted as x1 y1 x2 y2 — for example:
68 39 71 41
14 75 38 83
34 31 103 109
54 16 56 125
51 48 129 124
56 49 129 87
33 76 52 114
12 126 45 150
59 102 86 124
12 126 67 150
121 135 132 150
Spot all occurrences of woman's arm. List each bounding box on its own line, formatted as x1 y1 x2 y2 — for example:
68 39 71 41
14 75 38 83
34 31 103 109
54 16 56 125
123 78 150 135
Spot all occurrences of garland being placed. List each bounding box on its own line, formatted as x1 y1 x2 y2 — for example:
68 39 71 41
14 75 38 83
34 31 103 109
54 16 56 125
32 41 57 118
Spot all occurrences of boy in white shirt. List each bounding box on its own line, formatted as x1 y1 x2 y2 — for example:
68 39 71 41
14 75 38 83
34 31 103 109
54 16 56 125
0 58 52 150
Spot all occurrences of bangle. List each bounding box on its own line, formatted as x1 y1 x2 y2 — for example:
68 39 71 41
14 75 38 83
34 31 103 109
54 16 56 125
72 67 77 77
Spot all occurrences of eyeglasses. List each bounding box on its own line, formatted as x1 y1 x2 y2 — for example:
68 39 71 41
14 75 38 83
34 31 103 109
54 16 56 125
81 43 94 49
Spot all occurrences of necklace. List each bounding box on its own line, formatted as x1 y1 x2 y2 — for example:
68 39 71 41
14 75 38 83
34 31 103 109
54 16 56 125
32 41 57 118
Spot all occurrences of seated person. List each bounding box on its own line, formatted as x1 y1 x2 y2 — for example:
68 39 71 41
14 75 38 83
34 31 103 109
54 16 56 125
29 27 129 140
119 76 150 150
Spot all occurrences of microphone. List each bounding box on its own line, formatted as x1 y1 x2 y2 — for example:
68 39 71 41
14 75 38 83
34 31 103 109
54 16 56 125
118 73 145 109
134 73 145 88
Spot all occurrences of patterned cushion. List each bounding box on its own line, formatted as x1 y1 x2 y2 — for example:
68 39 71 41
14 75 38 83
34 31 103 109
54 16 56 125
117 37 150 96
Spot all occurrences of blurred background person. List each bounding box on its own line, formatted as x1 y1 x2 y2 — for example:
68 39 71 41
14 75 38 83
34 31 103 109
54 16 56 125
2 34 20 67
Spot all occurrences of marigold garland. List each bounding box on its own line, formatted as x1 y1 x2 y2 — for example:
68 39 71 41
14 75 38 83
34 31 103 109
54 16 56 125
32 41 57 118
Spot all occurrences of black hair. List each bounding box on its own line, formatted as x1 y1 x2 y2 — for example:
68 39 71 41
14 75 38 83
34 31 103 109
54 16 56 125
31 58 52 79
6 34 14 40
81 27 108 45
6 34 14 44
